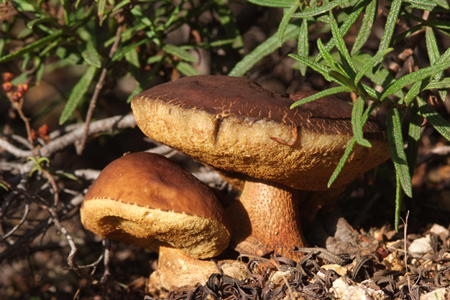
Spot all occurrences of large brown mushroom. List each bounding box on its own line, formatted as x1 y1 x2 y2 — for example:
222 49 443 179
131 75 391 261
80 152 247 290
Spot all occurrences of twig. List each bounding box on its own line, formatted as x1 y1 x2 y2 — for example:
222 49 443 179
0 193 84 263
401 210 410 272
77 16 124 155
0 114 136 158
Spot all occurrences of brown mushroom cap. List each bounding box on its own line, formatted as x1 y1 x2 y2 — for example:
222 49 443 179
80 152 231 259
131 75 389 191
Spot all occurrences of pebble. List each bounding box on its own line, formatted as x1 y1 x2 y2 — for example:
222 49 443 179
420 288 449 300
408 236 433 256
330 277 389 300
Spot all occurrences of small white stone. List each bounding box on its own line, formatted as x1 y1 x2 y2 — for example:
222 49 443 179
420 288 449 300
330 277 389 300
408 236 433 256
429 224 449 237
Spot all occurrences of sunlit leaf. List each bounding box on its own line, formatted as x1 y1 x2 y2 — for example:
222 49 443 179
59 65 98 125
376 0 402 63
163 44 196 62
278 4 299 46
351 97 371 147
417 97 450 141
351 0 377 55
386 108 413 198
248 0 297 7
0 30 63 64
290 86 351 109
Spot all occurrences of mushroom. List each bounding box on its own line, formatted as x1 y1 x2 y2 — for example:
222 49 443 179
131 75 391 260
80 152 248 290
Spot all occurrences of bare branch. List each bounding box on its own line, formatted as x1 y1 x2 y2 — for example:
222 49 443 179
1 114 136 158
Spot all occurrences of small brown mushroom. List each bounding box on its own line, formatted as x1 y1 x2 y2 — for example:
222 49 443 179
80 152 231 259
80 152 247 290
131 75 391 260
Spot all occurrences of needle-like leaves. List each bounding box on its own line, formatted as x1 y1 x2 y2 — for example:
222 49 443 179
229 21 300 76
381 47 450 100
290 86 351 109
297 18 309 75
293 0 350 18
375 0 402 64
248 0 297 7
352 97 372 147
328 102 377 187
278 4 299 46
351 0 377 55
417 97 450 141
0 30 63 63
386 108 413 198
59 65 98 125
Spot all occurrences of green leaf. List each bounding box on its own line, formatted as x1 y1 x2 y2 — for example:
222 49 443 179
351 0 377 55
216 3 244 50
174 61 201 76
321 15 357 79
27 17 58 29
404 78 430 105
375 0 402 64
229 20 300 76
417 97 450 141
329 101 377 187
407 101 422 179
98 0 107 19
354 48 393 85
352 97 372 147
328 138 357 188
352 53 403 98
113 37 151 62
386 108 413 198
315 0 369 62
431 0 449 9
81 40 102 68
278 4 299 46
59 65 98 125
317 38 343 73
0 30 63 64
402 0 437 10
293 0 350 18
248 0 297 7
289 53 336 82
381 47 450 100
424 78 450 90
426 26 447 101
329 70 355 90
0 181 8 191
163 44 196 62
297 18 309 76
290 86 351 109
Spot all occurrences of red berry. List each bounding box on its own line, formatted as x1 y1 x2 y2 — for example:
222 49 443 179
2 82 13 92
2 72 13 82
12 91 23 102
17 83 29 94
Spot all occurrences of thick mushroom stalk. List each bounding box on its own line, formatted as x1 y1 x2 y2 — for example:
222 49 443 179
229 180 306 260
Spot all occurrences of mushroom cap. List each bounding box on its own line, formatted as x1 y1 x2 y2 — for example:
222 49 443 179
80 152 231 259
131 75 390 191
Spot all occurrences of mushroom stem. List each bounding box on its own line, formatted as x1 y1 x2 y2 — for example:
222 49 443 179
149 244 247 293
227 180 307 261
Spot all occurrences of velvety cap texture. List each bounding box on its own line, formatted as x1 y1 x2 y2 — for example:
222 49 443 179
132 75 390 190
80 152 231 259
